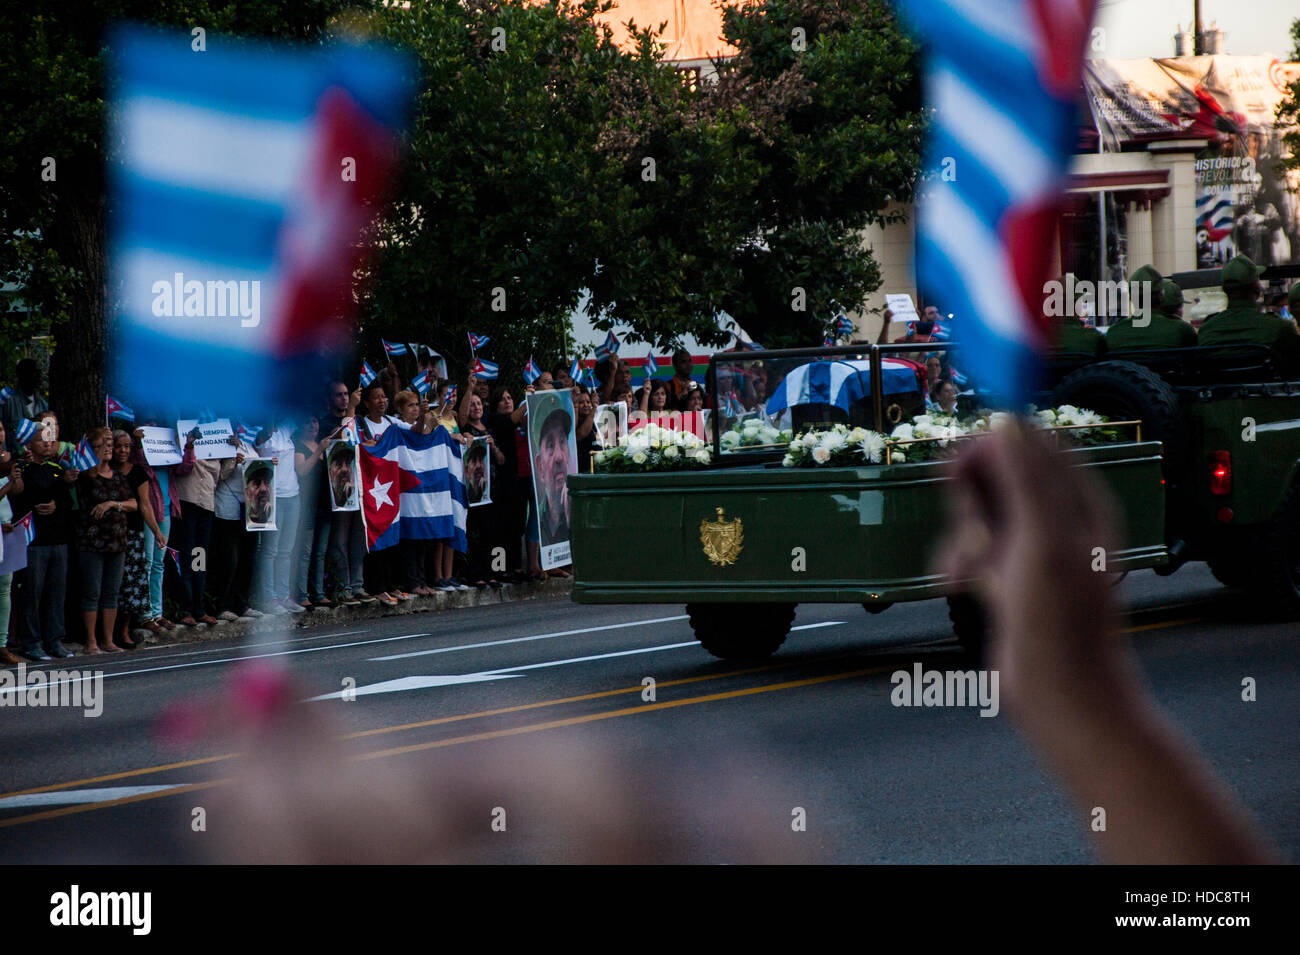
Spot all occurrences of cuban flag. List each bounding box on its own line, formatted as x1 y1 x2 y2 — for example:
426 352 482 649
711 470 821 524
106 395 135 423
166 546 184 573
342 417 360 445
583 362 598 389
822 334 836 347
766 359 922 415
472 357 499 381
907 319 950 341
360 360 378 387
236 421 262 445
381 338 409 357
894 0 1096 403
411 370 431 396
1196 193 1234 242
0 386 12 403
568 356 581 382
14 419 40 446
445 384 457 404
359 426 467 552
593 330 620 362
467 333 490 351
71 436 100 471
642 350 658 382
834 314 855 338
523 358 542 386
106 26 415 422
14 511 36 547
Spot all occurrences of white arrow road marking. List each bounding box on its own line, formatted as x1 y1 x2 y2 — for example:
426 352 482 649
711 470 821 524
369 614 690 662
0 785 190 810
314 624 845 702
312 641 700 701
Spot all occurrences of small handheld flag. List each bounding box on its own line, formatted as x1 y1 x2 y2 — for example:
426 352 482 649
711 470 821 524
582 358 598 389
197 407 218 424
360 360 378 387
472 358 499 381
468 333 490 351
822 335 836 347
236 421 262 445
834 314 855 338
523 358 542 386
593 330 620 362
72 436 100 471
411 370 431 396
0 385 14 403
15 511 36 546
444 384 457 404
166 546 184 573
15 419 39 446
568 356 581 382
342 417 360 445
642 350 658 381
381 339 409 357
106 395 135 423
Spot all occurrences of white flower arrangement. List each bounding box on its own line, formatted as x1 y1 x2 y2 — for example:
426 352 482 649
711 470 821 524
781 405 1121 469
721 418 790 451
593 423 715 473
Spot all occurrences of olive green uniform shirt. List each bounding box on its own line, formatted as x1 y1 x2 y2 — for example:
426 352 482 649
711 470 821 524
1198 301 1300 372
1105 313 1197 350
1054 320 1107 358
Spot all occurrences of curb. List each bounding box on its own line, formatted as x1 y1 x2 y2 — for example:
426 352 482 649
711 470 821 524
133 578 574 647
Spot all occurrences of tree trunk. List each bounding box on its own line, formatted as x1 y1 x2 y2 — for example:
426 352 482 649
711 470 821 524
47 188 107 441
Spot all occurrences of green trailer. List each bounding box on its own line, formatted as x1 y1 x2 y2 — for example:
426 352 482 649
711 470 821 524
569 344 1170 660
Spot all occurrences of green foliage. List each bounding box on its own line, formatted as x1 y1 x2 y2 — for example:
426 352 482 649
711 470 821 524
362 0 922 371
1278 19 1300 175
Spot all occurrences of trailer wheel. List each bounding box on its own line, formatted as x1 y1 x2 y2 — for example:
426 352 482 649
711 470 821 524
1244 480 1300 617
1206 554 1251 588
686 602 796 661
947 593 988 663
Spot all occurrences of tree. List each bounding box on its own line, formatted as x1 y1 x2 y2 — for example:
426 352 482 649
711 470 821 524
362 0 922 372
586 0 923 348
0 0 351 436
1277 19 1300 175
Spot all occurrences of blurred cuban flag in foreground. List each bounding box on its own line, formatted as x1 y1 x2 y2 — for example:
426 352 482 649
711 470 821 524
107 26 415 420
893 0 1097 404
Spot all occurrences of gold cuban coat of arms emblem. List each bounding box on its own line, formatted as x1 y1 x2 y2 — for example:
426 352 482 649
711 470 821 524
700 507 743 566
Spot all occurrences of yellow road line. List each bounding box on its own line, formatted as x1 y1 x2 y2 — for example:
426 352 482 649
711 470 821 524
0 665 891 828
0 614 1202 807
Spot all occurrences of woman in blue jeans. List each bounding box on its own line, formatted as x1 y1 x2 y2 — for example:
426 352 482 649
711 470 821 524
76 427 137 653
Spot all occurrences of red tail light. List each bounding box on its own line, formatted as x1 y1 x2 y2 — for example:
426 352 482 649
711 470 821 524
1209 451 1231 496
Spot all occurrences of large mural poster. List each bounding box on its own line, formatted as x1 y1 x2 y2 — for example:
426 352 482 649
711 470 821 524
1085 55 1300 268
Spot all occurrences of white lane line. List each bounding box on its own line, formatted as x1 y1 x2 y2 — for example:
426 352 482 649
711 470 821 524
0 785 190 810
791 622 845 631
33 629 375 670
311 641 700 701
368 614 691 662
2 632 436 694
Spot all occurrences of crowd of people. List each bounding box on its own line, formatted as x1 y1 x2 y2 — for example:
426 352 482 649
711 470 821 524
0 349 716 665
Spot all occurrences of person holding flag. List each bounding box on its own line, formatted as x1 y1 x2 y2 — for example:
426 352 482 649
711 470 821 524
75 428 138 653
594 330 620 362
7 416 78 660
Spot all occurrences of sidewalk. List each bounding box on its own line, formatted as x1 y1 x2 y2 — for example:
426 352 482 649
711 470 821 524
133 578 574 647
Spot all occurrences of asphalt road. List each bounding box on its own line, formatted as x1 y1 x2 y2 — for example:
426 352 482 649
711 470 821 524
1 564 1296 864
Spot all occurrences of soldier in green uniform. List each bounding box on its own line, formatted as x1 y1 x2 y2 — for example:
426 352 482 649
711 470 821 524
1107 278 1197 350
1050 274 1108 358
1198 254 1300 375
